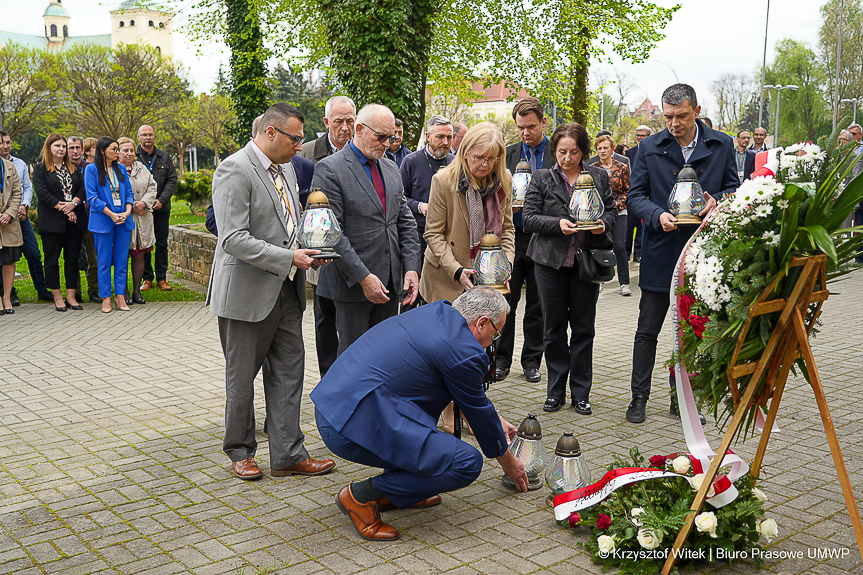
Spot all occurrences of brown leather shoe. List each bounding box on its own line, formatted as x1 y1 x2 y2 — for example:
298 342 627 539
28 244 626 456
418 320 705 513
156 280 173 291
140 280 152 291
336 485 400 541
379 494 442 512
232 457 263 480
271 456 335 476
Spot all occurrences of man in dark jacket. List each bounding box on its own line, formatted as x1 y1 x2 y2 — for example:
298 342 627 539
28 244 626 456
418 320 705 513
500 98 550 384
385 119 412 167
624 84 739 424
136 125 178 291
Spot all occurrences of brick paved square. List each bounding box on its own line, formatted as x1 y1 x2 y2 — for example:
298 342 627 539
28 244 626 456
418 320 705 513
1 269 861 574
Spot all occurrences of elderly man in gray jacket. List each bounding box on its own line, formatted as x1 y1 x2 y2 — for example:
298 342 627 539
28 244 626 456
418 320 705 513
311 104 422 355
208 102 335 481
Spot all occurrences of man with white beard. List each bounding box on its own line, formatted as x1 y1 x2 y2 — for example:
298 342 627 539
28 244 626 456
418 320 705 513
398 115 455 310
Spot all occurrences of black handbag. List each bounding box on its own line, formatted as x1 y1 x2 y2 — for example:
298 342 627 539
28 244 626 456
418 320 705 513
578 247 616 284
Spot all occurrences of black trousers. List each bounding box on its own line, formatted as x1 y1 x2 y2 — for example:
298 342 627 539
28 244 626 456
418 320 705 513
625 212 643 259
535 262 599 402
497 229 544 370
630 288 675 398
313 284 339 377
143 208 170 282
42 225 83 291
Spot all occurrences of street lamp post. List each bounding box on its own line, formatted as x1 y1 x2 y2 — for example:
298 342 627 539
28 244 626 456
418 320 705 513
763 84 799 146
841 98 862 124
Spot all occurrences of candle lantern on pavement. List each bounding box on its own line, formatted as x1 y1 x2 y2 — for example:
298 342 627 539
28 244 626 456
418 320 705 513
502 414 546 491
545 432 591 505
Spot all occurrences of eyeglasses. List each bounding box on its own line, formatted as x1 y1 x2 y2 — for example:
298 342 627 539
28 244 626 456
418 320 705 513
488 317 502 341
270 126 305 146
361 123 397 144
469 151 498 166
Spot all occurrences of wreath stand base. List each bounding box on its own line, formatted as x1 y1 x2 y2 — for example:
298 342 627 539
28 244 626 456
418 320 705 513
662 255 863 574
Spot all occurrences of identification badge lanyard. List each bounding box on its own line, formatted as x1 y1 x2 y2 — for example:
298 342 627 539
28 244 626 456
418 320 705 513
0 159 4 194
109 169 122 206
522 142 545 170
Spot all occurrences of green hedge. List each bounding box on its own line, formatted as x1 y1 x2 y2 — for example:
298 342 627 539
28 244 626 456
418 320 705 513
174 170 213 204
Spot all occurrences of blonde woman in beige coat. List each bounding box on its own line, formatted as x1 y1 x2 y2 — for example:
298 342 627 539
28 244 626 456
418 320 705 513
118 137 157 305
420 122 515 304
0 156 23 314
420 122 515 434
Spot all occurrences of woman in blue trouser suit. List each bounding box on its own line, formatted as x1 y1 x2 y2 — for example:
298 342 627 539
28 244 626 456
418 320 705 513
85 137 135 313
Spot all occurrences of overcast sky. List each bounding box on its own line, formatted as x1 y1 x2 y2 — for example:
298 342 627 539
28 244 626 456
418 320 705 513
11 0 827 116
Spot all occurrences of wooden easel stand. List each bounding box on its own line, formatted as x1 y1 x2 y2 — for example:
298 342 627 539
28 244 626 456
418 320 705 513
661 256 863 574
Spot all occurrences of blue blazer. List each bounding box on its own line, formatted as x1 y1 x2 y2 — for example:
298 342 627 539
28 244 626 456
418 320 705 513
85 163 135 233
311 301 508 476
626 120 740 292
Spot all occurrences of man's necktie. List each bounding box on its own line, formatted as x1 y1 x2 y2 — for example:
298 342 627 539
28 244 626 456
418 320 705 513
268 164 298 279
367 160 386 214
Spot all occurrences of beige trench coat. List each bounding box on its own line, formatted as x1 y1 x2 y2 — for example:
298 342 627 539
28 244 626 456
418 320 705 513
0 157 23 250
126 161 158 251
419 171 515 304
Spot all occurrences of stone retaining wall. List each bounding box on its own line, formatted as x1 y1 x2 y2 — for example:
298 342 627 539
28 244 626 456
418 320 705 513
168 224 216 287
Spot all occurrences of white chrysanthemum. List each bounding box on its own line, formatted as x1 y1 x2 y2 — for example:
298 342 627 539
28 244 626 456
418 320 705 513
780 155 798 169
784 143 804 154
754 204 772 218
762 231 780 246
776 199 789 209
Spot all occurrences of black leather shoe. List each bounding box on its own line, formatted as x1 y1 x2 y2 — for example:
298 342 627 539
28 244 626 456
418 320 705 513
54 304 67 312
543 398 562 412
89 294 102 303
64 299 83 310
494 365 510 380
132 296 146 305
626 396 648 423
10 293 20 307
573 400 592 415
4 308 13 315
524 368 541 382
125 296 134 306
38 291 54 302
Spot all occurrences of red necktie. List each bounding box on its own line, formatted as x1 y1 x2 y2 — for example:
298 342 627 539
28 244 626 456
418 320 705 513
367 160 386 214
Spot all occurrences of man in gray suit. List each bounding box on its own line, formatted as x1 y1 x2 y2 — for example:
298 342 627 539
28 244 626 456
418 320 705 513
300 96 356 376
208 102 336 481
311 103 422 355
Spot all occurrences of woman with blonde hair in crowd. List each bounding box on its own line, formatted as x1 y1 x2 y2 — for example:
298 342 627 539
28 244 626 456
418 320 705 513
591 133 631 296
420 122 515 433
117 137 157 306
33 133 87 312
85 136 134 313
83 137 97 165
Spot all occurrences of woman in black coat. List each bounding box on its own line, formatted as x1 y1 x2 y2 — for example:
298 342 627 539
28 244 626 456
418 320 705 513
33 134 87 311
522 123 617 415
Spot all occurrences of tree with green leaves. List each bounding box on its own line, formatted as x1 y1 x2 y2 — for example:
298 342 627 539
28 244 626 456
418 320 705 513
197 93 238 165
820 0 863 114
223 0 270 142
0 45 60 139
765 39 829 145
273 64 332 140
162 96 199 177
187 0 677 147
61 44 186 139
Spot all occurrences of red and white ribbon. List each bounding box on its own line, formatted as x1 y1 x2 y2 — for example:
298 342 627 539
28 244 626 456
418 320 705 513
552 467 681 521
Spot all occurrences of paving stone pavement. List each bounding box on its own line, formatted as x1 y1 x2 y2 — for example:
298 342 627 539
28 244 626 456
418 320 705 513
1 264 861 575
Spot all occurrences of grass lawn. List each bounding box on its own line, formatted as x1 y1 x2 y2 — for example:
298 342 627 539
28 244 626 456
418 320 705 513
13 200 207 304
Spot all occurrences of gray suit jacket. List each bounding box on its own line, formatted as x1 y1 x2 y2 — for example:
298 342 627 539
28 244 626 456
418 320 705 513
311 145 421 303
207 142 306 322
300 134 332 166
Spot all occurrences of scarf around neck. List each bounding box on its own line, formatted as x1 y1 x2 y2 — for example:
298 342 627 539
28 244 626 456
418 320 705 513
459 172 503 257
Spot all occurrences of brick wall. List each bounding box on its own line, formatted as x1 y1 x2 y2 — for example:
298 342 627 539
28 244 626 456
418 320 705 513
168 224 216 287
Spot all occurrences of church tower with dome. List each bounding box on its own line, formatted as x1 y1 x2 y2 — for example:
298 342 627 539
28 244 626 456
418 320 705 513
0 0 174 58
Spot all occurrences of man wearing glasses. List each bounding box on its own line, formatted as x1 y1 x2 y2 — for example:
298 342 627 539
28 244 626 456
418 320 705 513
208 102 336 481
311 103 422 356
312 286 527 541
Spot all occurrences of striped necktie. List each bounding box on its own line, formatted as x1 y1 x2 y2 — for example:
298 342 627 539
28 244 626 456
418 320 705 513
267 164 298 279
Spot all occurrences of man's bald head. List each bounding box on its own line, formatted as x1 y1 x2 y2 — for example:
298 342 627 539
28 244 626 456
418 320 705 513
353 104 396 160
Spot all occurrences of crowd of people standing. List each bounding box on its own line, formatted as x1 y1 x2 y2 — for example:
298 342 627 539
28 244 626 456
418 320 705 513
0 125 177 314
